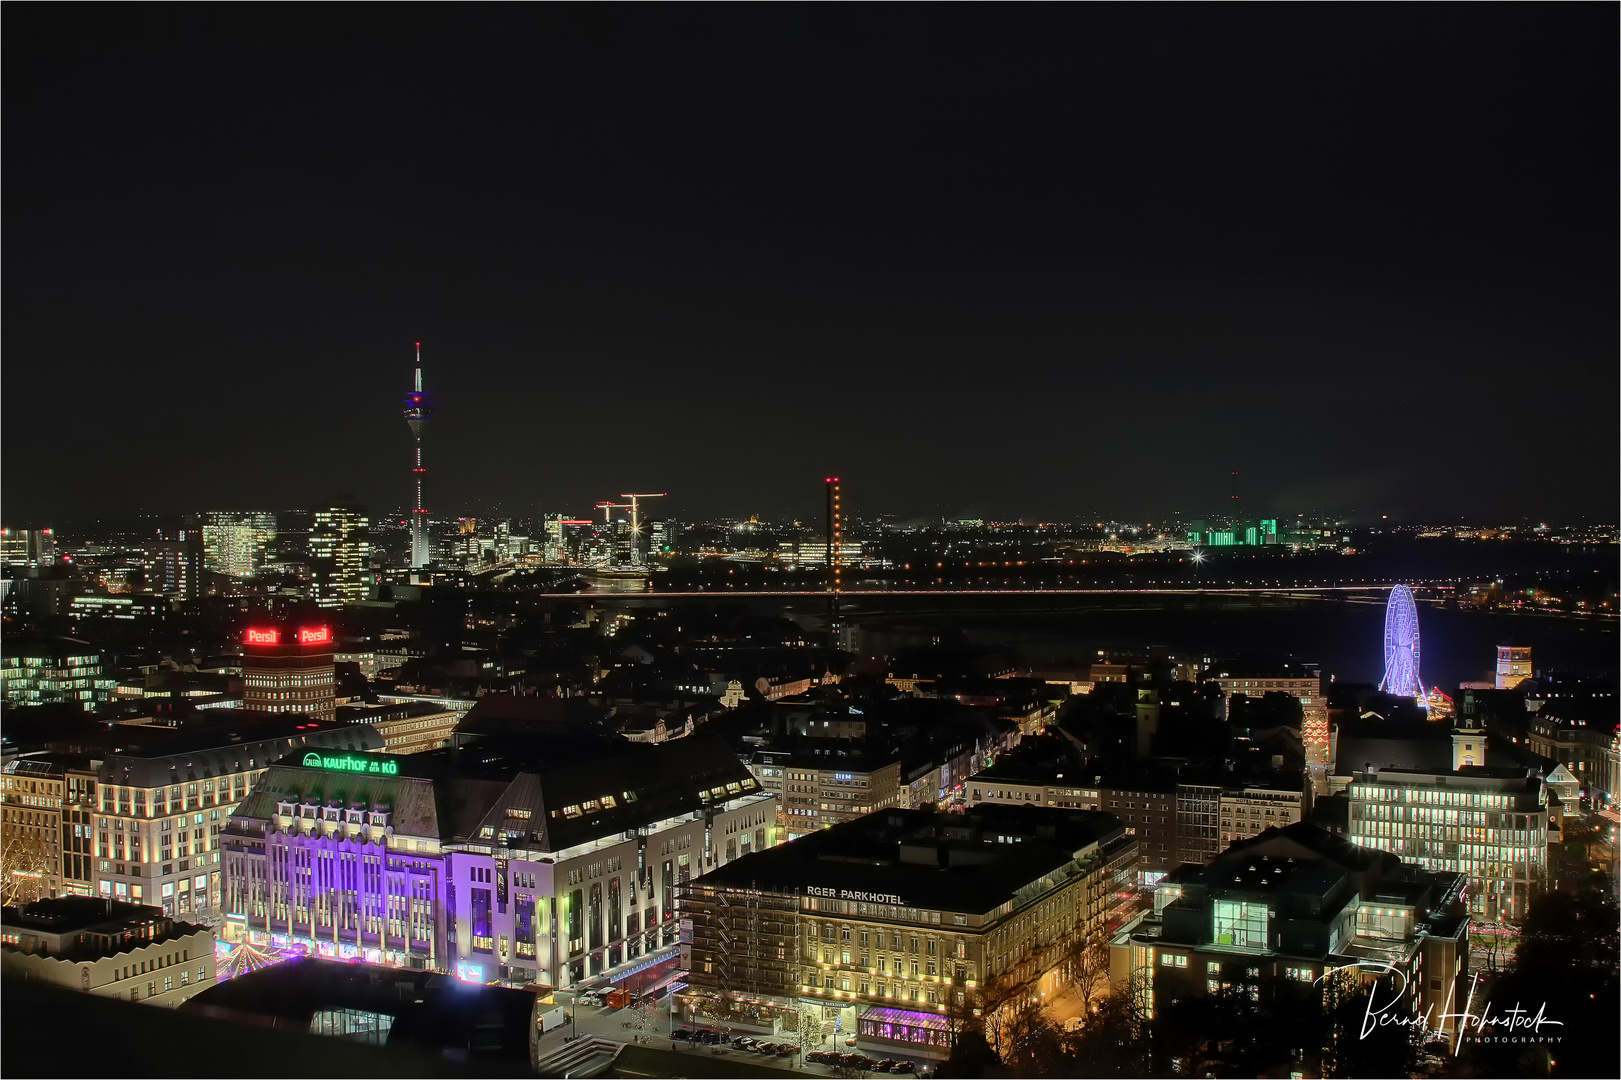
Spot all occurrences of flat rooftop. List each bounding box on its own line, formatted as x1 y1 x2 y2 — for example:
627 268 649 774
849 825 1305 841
691 805 1129 916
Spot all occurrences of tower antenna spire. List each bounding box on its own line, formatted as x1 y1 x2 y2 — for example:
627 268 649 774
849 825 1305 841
403 344 435 574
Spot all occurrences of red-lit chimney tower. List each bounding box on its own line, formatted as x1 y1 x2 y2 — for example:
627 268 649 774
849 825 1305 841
825 477 842 621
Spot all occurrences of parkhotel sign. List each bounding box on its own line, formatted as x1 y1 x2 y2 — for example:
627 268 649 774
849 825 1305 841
807 886 907 905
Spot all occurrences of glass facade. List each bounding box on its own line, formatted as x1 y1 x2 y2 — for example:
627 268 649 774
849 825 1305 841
1211 899 1267 949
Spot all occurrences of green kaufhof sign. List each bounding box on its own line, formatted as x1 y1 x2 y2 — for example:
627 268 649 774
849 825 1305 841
302 751 399 776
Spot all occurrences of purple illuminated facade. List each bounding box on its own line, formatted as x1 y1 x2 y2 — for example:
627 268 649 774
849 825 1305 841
220 735 776 988
1379 584 1425 701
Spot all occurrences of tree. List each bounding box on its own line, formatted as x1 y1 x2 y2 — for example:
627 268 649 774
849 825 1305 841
1061 974 1152 1077
938 970 1012 1078
1057 925 1111 1022
0 830 52 906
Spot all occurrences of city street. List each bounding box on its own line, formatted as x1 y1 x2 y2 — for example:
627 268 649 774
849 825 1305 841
539 989 937 1077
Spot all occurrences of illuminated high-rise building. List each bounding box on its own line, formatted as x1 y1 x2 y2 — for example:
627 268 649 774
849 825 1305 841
0 527 55 567
402 344 435 572
242 624 337 722
202 512 276 578
309 506 371 608
151 526 204 600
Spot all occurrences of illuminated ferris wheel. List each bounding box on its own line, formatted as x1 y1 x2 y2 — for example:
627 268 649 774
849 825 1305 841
1379 584 1424 700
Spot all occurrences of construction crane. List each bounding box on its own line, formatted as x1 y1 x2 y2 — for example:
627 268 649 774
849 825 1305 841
619 493 667 543
594 493 667 568
620 493 668 568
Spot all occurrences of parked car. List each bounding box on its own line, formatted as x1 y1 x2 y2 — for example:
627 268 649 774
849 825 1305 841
734 1037 757 1050
875 1060 900 1072
808 1050 837 1063
889 1063 918 1074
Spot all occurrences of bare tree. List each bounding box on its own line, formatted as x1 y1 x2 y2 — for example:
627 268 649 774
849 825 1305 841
0 831 52 907
1057 925 1111 1022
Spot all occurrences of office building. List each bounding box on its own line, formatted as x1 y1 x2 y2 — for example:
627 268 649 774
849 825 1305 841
649 520 679 555
775 753 904 838
0 527 56 566
335 700 461 756
202 512 276 578
1218 778 1307 848
679 805 1136 1062
90 714 384 923
1 637 107 710
150 526 204 600
309 506 372 608
221 732 776 988
1496 642 1533 690
1185 519 1277 547
778 541 865 569
1345 725 1548 920
1112 822 1469 1041
68 593 169 626
242 624 337 722
1 897 216 1007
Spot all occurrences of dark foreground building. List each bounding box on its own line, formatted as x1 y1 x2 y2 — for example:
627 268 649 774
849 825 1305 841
1112 822 1470 1041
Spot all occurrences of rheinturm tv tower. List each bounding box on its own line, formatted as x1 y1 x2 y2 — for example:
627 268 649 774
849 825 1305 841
402 343 435 571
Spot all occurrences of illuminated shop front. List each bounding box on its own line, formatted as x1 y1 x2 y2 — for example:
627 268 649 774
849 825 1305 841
858 1005 952 1055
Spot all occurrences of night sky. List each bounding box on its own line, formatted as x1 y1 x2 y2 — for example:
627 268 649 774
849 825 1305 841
6 6 1616 526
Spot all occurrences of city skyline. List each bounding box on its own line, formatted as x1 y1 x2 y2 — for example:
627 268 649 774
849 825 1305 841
5 7 1616 524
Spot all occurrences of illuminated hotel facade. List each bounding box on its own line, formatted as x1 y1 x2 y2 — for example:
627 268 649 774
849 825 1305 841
679 805 1136 1062
242 625 336 722
221 733 776 988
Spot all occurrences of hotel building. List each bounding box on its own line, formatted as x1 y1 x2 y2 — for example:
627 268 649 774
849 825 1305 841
679 805 1136 1062
220 732 776 989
